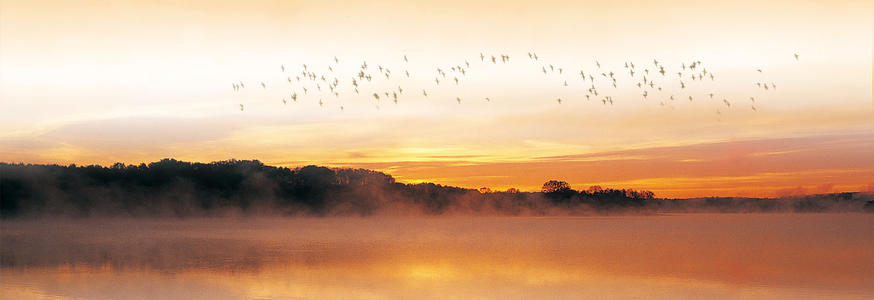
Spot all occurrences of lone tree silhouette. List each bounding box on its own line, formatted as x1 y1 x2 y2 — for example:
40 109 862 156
541 180 572 194
541 180 578 202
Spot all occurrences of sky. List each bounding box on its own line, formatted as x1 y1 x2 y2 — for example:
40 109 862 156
1 0 872 198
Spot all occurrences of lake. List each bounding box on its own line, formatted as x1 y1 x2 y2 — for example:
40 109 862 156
1 214 872 299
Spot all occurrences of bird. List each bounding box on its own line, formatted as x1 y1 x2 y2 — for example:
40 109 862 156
556 98 562 104
456 97 461 104
282 98 286 104
485 97 490 102
423 90 428 97
260 82 266 89
239 104 244 111
281 64 285 72
794 53 799 60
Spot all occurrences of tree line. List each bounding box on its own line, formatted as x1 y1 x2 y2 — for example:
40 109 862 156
1 159 870 218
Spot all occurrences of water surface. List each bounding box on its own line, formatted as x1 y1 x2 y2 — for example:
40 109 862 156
2 214 872 299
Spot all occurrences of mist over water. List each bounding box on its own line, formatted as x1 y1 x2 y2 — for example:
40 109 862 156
2 214 872 299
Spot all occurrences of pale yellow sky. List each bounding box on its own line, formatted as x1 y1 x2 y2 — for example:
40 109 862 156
1 0 872 197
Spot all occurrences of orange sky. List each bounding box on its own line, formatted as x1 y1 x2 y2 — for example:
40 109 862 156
1 0 872 198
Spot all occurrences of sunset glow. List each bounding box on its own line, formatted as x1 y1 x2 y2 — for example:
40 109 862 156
1 0 872 198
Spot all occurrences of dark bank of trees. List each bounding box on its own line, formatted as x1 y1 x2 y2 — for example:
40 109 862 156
0 159 871 218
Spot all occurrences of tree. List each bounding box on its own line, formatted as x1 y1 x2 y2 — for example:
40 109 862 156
586 185 604 194
542 180 572 194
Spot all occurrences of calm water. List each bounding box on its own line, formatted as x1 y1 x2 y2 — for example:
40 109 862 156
1 214 872 299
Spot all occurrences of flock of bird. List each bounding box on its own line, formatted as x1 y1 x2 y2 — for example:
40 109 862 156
229 51 801 119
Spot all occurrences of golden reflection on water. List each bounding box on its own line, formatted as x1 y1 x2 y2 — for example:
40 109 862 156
2 214 872 299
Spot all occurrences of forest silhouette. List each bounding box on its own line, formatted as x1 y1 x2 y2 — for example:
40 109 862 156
1 159 871 218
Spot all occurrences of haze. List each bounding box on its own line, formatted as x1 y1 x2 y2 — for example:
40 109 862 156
1 0 872 198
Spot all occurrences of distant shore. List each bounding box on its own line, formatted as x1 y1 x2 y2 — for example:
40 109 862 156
2 159 872 218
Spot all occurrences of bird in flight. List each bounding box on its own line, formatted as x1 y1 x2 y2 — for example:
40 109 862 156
794 53 799 60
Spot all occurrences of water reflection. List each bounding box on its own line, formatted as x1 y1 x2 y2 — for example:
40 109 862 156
2 214 872 299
